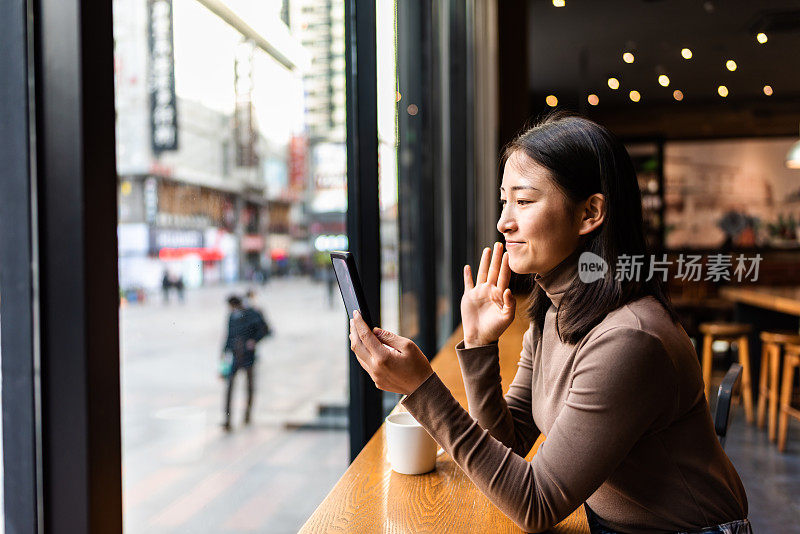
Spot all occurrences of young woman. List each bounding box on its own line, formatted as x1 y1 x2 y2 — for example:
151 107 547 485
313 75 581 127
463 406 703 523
349 113 750 533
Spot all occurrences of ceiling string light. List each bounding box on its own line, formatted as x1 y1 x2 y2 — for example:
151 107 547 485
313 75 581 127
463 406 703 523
607 77 620 90
629 90 641 102
726 59 737 72
622 41 637 64
681 48 693 60
673 90 684 101
718 85 729 98
756 32 768 44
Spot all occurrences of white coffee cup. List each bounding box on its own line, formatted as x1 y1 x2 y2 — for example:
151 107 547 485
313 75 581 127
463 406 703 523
385 412 438 475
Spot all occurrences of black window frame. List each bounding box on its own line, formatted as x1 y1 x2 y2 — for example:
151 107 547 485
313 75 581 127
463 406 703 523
344 0 384 461
1 0 123 532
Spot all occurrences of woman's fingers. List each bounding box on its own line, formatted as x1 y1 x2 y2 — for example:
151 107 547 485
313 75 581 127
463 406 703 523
497 251 511 294
463 264 474 291
475 247 491 284
487 242 503 285
352 311 385 355
503 288 516 315
350 325 373 369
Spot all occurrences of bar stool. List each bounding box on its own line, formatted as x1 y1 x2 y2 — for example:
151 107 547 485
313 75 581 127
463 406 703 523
778 343 800 452
757 331 800 441
699 322 754 423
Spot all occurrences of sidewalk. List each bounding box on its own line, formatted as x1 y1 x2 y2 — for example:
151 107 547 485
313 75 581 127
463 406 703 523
121 275 399 533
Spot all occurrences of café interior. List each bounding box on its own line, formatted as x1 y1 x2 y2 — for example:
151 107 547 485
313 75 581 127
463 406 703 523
307 1 800 532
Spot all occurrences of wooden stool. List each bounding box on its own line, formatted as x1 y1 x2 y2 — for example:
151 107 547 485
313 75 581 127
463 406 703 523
699 322 754 423
757 331 800 441
778 343 800 452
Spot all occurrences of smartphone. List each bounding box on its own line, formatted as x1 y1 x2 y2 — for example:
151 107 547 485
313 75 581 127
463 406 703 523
330 251 376 330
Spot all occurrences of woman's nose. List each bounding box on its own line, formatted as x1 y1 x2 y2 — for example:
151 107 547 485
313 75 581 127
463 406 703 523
497 211 516 234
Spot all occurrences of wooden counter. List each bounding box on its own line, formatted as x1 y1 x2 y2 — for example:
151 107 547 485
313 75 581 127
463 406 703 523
719 285 800 317
300 299 589 533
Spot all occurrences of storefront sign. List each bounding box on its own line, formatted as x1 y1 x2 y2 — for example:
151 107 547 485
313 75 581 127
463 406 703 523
148 0 178 153
234 39 257 168
144 177 158 224
150 228 203 253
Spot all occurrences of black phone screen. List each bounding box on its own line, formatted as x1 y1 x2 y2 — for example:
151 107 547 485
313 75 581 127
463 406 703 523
332 257 361 320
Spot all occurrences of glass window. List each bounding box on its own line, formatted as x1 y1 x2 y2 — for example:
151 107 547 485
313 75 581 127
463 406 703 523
112 0 382 530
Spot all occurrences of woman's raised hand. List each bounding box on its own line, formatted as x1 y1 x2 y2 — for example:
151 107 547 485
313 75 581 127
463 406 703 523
461 242 516 348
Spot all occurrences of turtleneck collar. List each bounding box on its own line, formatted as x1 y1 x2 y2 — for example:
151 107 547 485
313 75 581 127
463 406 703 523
533 249 582 309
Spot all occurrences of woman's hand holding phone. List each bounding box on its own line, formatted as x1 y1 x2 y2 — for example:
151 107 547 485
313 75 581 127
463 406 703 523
349 311 434 395
461 242 516 348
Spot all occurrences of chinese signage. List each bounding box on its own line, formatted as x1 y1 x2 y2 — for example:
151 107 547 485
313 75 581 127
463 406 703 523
234 39 258 168
148 0 178 153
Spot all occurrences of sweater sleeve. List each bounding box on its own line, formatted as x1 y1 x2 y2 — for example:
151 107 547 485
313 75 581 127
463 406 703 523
401 327 675 533
454 324 540 457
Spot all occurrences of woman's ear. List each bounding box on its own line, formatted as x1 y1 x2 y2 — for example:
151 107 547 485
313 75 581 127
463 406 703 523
577 193 605 236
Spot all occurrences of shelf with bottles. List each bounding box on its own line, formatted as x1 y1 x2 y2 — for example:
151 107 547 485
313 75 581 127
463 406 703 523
626 141 665 250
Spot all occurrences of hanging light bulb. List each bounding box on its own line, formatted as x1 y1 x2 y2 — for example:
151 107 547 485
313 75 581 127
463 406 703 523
607 77 620 90
587 94 599 106
658 75 670 87
546 95 558 107
726 60 737 72
629 90 641 102
718 85 729 97
681 48 693 60
756 32 768 44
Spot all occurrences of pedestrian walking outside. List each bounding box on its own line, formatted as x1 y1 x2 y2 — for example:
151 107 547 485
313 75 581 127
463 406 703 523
174 273 185 303
161 269 171 304
221 294 270 431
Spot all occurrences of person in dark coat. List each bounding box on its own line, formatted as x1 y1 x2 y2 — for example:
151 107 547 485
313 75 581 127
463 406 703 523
161 269 171 303
174 274 185 303
221 294 269 431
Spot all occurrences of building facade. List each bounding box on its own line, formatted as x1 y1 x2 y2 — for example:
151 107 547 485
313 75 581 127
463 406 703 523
113 0 309 293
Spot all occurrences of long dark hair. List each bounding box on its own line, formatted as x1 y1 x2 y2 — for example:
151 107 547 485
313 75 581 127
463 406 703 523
503 111 678 344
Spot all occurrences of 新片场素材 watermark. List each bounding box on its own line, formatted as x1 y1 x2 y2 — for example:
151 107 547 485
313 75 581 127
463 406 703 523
578 253 762 283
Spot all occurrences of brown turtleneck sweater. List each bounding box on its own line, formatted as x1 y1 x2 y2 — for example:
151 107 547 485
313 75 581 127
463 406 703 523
401 252 748 533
